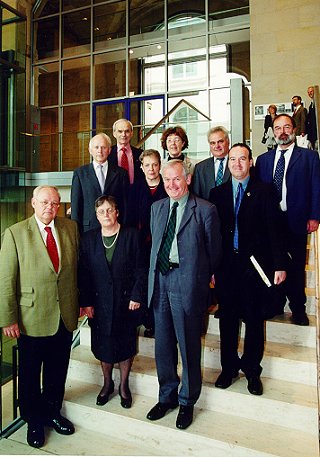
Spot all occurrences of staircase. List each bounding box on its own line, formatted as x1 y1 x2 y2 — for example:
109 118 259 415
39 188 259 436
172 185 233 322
2 239 319 456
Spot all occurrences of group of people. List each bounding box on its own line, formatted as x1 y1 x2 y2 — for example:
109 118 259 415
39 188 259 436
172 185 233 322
0 112 319 447
263 87 318 150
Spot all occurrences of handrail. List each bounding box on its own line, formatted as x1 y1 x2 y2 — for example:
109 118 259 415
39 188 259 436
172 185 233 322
314 229 320 445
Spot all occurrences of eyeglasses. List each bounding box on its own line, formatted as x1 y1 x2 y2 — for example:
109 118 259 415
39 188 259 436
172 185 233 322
167 137 182 144
37 200 60 208
96 208 116 215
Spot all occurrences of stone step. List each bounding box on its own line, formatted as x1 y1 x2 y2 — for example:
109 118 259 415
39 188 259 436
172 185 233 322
79 311 317 351
54 378 318 457
68 346 318 435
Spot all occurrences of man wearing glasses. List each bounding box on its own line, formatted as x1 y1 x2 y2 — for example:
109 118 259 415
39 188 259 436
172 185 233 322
0 186 79 448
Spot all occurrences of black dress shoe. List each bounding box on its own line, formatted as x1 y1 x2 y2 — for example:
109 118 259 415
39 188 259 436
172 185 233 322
47 415 75 435
176 405 193 430
291 312 309 326
215 371 239 389
144 328 155 338
119 388 132 409
27 423 45 448
147 401 179 421
96 380 115 406
247 376 263 395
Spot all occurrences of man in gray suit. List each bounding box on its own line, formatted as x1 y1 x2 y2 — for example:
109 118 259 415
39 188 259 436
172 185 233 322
192 126 231 200
146 160 221 430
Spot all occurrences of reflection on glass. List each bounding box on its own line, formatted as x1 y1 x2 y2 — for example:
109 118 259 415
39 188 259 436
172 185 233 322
40 109 59 171
95 103 125 136
209 88 231 130
63 57 90 104
209 0 249 20
94 51 126 99
36 62 59 107
129 0 164 43
167 1 205 38
63 9 91 57
94 2 126 51
33 0 59 19
33 17 59 61
63 0 91 11
129 44 165 96
62 132 90 170
63 105 90 170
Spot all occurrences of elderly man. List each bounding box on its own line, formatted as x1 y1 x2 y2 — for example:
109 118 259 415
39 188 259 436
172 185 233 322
0 186 79 448
256 114 320 326
108 118 143 185
192 126 231 200
71 132 129 233
146 160 221 430
210 144 287 396
306 86 318 150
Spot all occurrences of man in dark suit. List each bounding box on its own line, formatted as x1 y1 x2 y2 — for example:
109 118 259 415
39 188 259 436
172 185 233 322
0 186 79 448
306 86 318 150
255 114 320 325
108 118 143 184
146 160 221 430
71 132 129 233
192 126 231 200
209 144 287 396
108 118 143 226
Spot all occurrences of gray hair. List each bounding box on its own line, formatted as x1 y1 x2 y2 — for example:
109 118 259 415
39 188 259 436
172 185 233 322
33 186 61 200
89 133 112 149
207 125 230 142
112 118 133 132
162 159 190 179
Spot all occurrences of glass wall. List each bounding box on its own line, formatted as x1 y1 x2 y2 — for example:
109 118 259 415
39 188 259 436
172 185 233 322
32 0 250 171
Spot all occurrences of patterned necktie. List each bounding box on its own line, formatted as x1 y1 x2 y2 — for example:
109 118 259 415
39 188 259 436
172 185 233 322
44 227 59 273
273 149 287 198
215 158 224 186
233 183 244 250
120 147 129 172
157 202 179 275
97 164 105 193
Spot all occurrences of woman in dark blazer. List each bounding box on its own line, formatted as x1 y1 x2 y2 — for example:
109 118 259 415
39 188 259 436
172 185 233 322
135 149 167 336
78 195 147 409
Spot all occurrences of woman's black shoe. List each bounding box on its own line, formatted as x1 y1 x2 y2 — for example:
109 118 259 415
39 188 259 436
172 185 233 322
96 380 114 406
119 388 132 409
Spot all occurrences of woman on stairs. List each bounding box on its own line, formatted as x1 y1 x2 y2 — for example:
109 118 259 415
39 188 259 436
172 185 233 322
78 195 147 409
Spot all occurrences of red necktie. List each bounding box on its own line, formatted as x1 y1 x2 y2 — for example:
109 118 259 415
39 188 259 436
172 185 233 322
44 227 59 273
120 147 129 172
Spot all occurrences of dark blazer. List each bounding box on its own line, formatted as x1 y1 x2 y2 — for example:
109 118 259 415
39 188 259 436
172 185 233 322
255 146 320 234
71 162 129 233
108 145 144 182
136 176 167 247
148 193 222 316
306 102 317 145
78 226 148 338
209 178 288 314
192 156 231 200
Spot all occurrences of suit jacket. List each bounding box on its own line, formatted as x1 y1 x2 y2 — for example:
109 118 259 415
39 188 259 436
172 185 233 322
307 102 317 144
192 156 231 200
0 216 79 336
71 162 129 233
108 145 144 182
292 106 307 136
209 178 288 315
78 226 148 338
148 193 222 316
255 146 320 234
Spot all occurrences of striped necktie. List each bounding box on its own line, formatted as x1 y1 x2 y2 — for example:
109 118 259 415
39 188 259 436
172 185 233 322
215 158 224 186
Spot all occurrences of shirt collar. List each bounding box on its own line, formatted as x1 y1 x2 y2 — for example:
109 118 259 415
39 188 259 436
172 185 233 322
34 214 55 232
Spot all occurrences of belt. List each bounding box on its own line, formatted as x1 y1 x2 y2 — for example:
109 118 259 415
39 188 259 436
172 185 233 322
169 262 179 269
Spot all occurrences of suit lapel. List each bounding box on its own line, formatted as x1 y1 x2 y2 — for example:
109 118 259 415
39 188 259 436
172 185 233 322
287 146 301 171
177 194 196 234
88 163 102 194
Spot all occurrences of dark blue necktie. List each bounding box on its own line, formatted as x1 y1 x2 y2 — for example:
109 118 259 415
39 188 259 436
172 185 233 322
233 183 244 250
157 202 179 275
215 158 224 186
273 149 287 198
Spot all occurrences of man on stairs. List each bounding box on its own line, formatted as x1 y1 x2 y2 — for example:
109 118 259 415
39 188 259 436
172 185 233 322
210 144 288 396
256 114 320 326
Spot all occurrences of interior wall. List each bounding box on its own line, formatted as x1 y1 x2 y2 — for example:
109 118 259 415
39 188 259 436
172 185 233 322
250 0 320 157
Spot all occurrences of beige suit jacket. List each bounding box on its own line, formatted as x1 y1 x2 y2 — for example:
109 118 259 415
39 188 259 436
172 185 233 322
0 215 79 337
